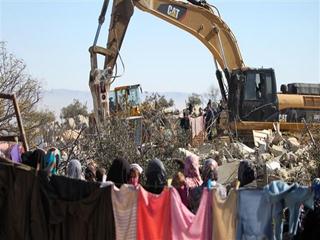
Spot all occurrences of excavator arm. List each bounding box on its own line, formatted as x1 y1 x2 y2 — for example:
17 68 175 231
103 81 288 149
89 0 245 129
134 0 244 71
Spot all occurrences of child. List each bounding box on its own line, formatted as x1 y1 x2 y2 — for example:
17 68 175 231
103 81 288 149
128 163 143 187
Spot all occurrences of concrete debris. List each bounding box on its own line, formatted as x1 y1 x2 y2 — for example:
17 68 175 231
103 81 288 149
0 130 9 136
194 122 318 187
78 115 89 128
260 153 273 162
178 126 315 186
266 160 281 172
286 137 300 152
270 145 286 157
230 142 255 158
280 152 298 168
178 148 196 157
272 123 284 145
258 142 267 154
253 129 272 148
67 118 76 129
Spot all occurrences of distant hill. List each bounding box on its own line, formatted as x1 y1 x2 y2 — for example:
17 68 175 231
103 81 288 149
40 89 192 116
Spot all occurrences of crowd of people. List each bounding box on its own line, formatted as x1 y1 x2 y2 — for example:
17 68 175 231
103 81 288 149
1 143 320 239
64 154 226 213
180 100 222 141
1 142 229 213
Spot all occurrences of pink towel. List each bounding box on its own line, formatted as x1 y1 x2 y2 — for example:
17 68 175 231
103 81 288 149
171 188 212 240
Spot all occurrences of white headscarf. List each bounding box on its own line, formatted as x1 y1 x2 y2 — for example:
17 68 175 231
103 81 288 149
67 159 83 180
130 163 143 174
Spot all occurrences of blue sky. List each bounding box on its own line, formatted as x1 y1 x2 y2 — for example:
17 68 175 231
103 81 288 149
1 0 319 94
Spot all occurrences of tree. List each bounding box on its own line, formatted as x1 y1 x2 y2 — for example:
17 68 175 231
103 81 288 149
60 99 88 120
0 42 41 134
0 42 58 147
187 93 202 107
141 93 174 111
206 85 221 103
24 109 56 146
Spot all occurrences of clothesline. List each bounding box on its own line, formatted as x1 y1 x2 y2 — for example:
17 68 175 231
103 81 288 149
0 162 318 240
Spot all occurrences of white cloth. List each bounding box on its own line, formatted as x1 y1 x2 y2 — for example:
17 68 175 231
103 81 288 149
112 184 138 240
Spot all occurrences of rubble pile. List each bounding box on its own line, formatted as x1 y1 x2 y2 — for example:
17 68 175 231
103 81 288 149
182 129 318 186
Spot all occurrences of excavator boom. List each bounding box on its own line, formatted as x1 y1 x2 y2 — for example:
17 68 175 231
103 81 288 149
89 0 245 129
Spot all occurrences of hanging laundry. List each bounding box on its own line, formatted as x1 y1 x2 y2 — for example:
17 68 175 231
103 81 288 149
264 180 314 240
189 116 204 138
171 187 212 240
137 187 171 240
112 184 137 240
236 189 273 240
0 164 36 240
10 143 22 163
299 199 320 240
43 148 61 175
34 173 115 240
212 189 237 240
23 148 45 170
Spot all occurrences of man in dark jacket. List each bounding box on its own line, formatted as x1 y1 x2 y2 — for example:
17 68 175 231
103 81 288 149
204 101 214 140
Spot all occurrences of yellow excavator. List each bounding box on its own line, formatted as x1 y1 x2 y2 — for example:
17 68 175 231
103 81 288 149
89 0 320 134
109 84 142 117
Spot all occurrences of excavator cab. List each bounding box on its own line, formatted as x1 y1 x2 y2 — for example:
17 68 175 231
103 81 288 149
228 68 279 123
109 84 142 117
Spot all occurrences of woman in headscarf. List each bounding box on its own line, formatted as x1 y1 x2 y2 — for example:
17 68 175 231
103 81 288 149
172 171 188 207
128 163 143 187
145 158 167 194
107 158 130 188
202 158 226 198
184 154 203 188
43 148 61 175
237 160 256 187
201 158 218 188
67 159 84 180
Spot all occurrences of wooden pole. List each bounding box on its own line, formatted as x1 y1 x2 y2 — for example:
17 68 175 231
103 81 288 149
12 94 29 151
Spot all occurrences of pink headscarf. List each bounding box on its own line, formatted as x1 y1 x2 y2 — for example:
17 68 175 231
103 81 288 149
184 154 203 188
202 158 218 183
